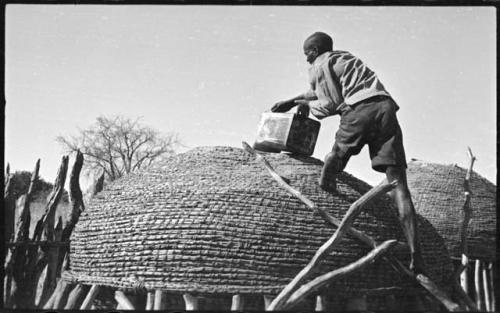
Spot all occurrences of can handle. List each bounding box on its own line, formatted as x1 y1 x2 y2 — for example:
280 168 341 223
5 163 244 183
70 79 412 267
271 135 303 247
296 103 310 118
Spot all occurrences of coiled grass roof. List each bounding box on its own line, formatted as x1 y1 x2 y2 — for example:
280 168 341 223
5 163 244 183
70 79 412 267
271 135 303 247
67 147 452 298
407 160 496 261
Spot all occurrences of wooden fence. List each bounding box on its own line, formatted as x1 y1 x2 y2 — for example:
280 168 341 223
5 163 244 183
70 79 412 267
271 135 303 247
3 151 103 309
454 258 496 312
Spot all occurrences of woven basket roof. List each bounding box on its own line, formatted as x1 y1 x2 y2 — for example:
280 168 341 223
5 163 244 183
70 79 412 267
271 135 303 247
407 160 496 261
67 146 452 298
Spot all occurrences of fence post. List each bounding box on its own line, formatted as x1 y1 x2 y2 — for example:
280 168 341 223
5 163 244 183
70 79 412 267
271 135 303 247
36 156 69 306
4 163 16 244
6 159 40 308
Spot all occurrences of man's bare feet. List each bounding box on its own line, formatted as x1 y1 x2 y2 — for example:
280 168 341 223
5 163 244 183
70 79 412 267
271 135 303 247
319 174 337 192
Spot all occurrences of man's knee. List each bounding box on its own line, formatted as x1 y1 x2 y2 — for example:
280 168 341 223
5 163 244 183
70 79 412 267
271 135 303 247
385 166 409 185
324 151 347 174
386 166 414 199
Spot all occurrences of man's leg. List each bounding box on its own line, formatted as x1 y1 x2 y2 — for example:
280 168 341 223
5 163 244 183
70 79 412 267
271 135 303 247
319 103 368 192
319 145 350 192
385 165 426 273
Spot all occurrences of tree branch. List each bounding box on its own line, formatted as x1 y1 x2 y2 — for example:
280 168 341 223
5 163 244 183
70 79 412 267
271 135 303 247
459 147 476 257
242 142 463 312
57 115 179 180
268 180 397 310
241 141 407 251
283 240 398 310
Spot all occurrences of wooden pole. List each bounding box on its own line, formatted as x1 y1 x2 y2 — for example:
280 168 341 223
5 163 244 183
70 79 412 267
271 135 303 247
4 162 10 183
474 259 484 311
39 216 64 306
7 160 40 308
62 150 85 241
33 266 48 307
415 273 462 311
459 147 476 294
153 290 165 310
315 295 326 311
80 284 100 310
145 291 155 310
268 181 397 311
488 262 495 312
282 240 397 310
64 284 87 309
25 215 52 307
183 293 199 310
36 156 69 306
61 252 70 273
3 277 12 309
452 263 478 311
43 278 63 309
40 155 69 241
52 280 73 309
482 261 491 311
15 159 39 241
460 255 469 293
231 294 244 311
263 295 274 311
24 234 49 306
115 290 136 310
3 163 16 244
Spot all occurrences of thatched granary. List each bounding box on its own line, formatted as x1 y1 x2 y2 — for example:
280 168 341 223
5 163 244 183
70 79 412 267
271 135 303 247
63 146 453 310
406 160 496 261
406 160 496 311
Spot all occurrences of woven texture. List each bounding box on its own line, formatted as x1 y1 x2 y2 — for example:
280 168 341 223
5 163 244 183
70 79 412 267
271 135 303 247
67 146 452 298
407 160 496 261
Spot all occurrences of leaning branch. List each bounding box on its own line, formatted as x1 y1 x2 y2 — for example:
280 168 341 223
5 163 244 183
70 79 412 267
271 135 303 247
242 142 463 311
453 147 477 310
283 239 398 310
267 179 397 310
241 141 407 251
459 147 476 257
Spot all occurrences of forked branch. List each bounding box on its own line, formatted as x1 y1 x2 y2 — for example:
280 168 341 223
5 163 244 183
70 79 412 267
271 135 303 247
267 179 396 310
283 239 397 310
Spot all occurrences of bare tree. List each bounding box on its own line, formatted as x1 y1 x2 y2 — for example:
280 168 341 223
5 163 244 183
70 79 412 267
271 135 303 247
57 115 180 181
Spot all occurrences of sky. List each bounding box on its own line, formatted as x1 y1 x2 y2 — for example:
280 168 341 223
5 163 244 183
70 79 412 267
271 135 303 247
4 5 497 190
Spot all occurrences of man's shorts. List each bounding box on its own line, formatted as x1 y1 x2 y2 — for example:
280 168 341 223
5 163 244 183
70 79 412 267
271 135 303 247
333 95 407 173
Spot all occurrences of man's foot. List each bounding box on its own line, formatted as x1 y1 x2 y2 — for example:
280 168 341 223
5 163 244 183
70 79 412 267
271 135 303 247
319 174 337 192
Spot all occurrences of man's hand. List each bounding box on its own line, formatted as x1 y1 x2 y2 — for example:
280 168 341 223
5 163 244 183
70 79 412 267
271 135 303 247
296 101 310 118
271 100 297 113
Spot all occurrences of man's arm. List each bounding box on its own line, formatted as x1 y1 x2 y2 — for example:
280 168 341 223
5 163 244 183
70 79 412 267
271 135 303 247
271 90 318 112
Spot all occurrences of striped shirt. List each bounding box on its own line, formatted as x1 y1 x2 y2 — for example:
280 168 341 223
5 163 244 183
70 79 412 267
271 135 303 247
304 50 391 119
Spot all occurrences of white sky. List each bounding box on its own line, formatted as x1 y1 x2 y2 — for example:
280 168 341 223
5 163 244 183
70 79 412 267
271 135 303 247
5 5 497 188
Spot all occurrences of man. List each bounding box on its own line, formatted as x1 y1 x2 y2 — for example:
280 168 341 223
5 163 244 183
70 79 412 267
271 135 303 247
271 32 425 273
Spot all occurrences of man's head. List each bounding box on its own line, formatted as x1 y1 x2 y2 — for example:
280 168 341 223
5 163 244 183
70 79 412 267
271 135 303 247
303 32 333 64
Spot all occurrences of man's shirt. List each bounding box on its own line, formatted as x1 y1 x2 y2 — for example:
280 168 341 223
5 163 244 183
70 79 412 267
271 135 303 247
305 50 391 119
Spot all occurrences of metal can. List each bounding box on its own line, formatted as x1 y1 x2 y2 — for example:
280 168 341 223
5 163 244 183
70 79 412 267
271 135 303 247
253 112 320 156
